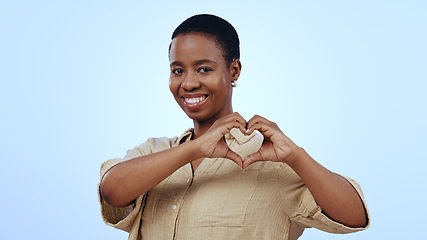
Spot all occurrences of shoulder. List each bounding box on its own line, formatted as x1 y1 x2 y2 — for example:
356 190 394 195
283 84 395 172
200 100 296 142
130 128 194 156
137 136 179 153
99 130 190 179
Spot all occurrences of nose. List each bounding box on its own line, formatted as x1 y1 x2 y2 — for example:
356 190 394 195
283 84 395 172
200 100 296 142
181 72 201 91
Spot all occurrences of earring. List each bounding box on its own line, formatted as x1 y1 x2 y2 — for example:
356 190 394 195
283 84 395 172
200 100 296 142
231 81 237 87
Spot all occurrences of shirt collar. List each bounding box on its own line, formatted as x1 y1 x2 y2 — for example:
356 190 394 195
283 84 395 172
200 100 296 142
225 128 258 145
178 128 194 145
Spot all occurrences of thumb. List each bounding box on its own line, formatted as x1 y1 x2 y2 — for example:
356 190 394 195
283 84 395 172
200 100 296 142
224 147 244 169
243 151 264 169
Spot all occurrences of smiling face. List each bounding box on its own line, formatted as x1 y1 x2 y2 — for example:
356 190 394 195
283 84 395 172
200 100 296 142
169 33 240 123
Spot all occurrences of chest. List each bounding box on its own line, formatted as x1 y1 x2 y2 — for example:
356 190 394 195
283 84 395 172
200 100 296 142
140 159 290 239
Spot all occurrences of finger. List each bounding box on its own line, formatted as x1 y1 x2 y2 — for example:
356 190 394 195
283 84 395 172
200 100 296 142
224 147 244 168
223 112 248 134
221 112 246 126
246 114 268 125
215 116 246 135
245 121 276 138
246 115 274 133
234 117 248 135
243 151 264 169
218 120 248 136
231 112 247 125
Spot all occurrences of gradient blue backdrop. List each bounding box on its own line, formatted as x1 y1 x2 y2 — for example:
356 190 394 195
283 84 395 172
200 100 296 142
1 1 426 239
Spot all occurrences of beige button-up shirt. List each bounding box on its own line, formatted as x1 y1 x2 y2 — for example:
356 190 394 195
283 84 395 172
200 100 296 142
99 129 369 240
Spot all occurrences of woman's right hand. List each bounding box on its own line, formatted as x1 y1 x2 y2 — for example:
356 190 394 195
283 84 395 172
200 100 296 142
193 112 247 168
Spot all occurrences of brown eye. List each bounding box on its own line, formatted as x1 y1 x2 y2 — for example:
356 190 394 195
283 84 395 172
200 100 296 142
198 67 212 73
171 68 183 75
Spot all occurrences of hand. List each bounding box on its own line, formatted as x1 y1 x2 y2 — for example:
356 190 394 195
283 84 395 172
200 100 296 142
194 112 247 168
243 115 299 169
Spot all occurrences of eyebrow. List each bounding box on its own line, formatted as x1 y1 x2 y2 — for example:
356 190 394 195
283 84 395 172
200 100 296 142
170 61 183 67
194 59 217 66
170 59 217 67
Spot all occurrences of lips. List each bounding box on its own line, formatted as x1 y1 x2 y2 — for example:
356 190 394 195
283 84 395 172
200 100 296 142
182 94 208 110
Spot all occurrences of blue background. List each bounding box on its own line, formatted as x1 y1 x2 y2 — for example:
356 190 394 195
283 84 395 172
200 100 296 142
1 1 426 239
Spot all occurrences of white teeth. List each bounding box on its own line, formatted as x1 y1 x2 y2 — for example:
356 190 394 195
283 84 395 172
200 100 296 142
184 95 206 104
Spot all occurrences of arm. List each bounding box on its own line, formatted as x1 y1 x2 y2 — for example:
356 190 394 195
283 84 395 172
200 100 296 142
100 140 200 207
243 115 368 228
100 113 247 207
286 147 367 228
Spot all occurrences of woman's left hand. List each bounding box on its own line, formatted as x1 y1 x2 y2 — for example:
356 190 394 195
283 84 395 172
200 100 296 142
242 115 299 169
243 116 368 227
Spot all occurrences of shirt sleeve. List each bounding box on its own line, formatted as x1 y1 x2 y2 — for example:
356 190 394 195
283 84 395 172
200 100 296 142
278 164 370 234
98 137 177 233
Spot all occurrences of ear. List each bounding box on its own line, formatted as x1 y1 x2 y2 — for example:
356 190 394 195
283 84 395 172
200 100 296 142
230 59 242 82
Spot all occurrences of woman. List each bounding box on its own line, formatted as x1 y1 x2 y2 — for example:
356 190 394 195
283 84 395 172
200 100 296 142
99 14 369 239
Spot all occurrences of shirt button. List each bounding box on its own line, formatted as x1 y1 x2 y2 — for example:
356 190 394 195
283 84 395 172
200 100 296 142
172 205 177 210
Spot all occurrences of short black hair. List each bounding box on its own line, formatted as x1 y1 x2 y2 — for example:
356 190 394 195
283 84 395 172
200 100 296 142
171 14 240 66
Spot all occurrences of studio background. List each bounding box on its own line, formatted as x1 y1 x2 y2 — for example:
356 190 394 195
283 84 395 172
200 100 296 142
1 1 425 239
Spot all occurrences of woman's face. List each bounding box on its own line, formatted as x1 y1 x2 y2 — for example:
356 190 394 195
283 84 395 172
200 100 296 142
169 33 239 122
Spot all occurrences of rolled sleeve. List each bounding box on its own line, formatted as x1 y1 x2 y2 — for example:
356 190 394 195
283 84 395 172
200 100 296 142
98 136 179 233
288 175 370 234
98 141 152 232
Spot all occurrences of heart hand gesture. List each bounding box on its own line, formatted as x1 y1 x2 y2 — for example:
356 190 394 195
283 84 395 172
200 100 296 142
193 112 247 168
242 115 299 169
